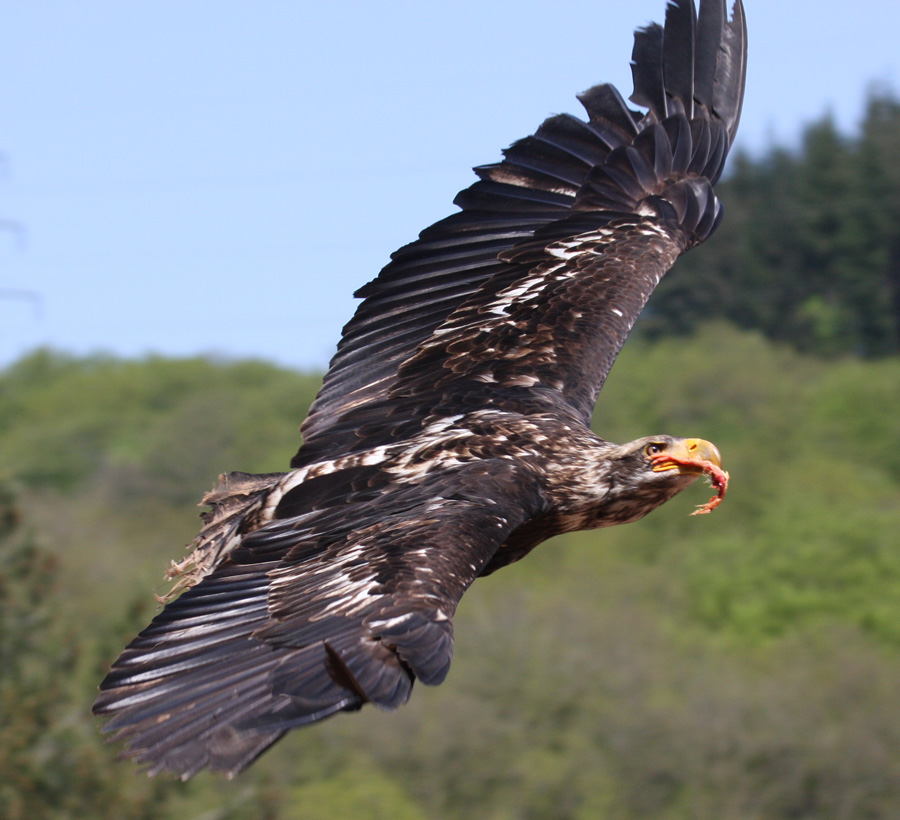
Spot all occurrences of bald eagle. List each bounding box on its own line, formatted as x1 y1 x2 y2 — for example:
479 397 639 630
95 0 746 778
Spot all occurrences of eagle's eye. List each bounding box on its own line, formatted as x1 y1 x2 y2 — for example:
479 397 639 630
645 442 666 457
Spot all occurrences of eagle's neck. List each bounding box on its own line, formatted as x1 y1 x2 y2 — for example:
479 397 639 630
537 436 700 532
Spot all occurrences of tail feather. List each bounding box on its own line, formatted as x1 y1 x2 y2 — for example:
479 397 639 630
577 84 640 144
635 123 675 181
694 0 725 108
713 0 747 146
630 22 667 116
663 1 698 118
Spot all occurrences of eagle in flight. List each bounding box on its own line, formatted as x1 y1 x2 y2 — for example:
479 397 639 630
95 0 747 778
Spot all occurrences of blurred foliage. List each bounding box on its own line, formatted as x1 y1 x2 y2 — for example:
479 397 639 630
0 322 899 818
0 478 179 820
644 91 900 358
0 351 318 494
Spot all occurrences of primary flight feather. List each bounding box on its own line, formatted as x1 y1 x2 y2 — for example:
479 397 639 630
95 0 747 778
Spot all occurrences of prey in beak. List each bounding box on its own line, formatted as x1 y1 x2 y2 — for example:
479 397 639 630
649 438 729 515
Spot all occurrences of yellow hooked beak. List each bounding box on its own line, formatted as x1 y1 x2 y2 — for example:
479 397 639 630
650 438 722 474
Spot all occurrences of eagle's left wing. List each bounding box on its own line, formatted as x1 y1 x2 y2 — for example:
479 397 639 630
94 458 546 778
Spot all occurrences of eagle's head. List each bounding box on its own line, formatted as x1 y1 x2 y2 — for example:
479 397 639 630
585 435 729 528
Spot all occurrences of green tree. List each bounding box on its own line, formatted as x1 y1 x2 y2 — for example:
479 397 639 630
859 92 900 352
646 90 900 357
0 479 175 819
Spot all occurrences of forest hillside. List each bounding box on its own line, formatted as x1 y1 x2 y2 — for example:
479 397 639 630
2 324 899 820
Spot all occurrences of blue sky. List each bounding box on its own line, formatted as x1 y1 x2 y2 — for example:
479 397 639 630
1 0 897 372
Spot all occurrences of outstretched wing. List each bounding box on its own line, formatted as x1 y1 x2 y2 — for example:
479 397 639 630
296 0 746 467
95 0 748 780
94 459 545 778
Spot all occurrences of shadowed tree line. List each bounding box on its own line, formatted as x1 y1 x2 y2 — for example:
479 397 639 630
644 91 900 357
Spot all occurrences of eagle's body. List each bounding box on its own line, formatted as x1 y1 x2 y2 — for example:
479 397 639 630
95 0 746 778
